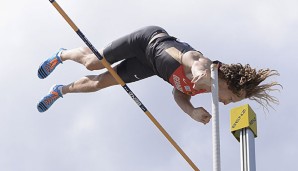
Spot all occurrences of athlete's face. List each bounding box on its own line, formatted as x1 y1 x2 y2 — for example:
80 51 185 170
218 79 246 105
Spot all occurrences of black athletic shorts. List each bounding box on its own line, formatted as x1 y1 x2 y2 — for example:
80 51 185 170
103 26 196 83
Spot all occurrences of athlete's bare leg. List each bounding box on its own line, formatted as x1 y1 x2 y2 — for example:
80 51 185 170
37 47 120 112
62 68 119 94
37 69 118 112
59 47 120 94
61 47 106 71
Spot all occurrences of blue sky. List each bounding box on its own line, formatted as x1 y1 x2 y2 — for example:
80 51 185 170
1 0 297 170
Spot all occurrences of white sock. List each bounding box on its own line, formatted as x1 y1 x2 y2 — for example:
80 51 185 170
58 85 64 96
57 50 64 63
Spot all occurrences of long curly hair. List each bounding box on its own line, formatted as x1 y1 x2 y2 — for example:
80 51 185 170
218 63 282 109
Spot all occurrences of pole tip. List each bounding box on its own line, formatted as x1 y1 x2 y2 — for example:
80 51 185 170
211 60 221 71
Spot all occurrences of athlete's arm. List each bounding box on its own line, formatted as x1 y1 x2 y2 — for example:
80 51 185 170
172 88 212 124
182 51 212 90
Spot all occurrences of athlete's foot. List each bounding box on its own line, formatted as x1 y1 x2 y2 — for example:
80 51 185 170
37 85 63 112
38 48 66 79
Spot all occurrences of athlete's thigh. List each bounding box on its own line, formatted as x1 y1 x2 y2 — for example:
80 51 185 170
103 31 144 65
116 58 155 83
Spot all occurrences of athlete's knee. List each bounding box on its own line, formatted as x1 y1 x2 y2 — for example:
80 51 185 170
85 59 99 71
84 48 104 71
79 46 93 55
94 71 117 89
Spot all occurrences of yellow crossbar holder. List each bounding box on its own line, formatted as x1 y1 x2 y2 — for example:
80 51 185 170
230 104 257 142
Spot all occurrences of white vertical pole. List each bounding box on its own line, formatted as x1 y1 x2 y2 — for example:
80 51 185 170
240 130 246 171
240 128 256 171
246 128 256 171
211 63 221 171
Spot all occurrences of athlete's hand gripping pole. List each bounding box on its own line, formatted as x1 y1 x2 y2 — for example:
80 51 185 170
49 0 200 170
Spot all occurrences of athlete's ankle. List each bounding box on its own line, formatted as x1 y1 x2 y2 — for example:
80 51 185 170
58 85 65 95
58 49 65 62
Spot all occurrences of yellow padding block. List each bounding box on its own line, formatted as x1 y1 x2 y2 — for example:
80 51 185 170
230 104 257 141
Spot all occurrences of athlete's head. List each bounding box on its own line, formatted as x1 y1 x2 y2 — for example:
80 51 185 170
218 63 281 109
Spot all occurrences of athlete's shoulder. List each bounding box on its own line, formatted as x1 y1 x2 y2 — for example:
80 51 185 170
182 51 211 67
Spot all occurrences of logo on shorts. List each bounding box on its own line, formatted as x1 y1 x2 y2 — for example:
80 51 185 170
134 75 140 80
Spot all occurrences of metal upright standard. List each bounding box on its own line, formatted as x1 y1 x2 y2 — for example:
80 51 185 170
48 0 199 170
230 104 257 171
211 62 221 171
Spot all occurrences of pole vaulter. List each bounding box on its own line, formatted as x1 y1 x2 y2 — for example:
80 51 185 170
48 0 200 170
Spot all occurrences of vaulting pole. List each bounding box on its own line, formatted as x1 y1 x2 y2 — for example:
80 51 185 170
48 0 199 170
211 61 221 171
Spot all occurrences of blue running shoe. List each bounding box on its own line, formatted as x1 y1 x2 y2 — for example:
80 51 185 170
38 48 66 79
37 85 63 113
